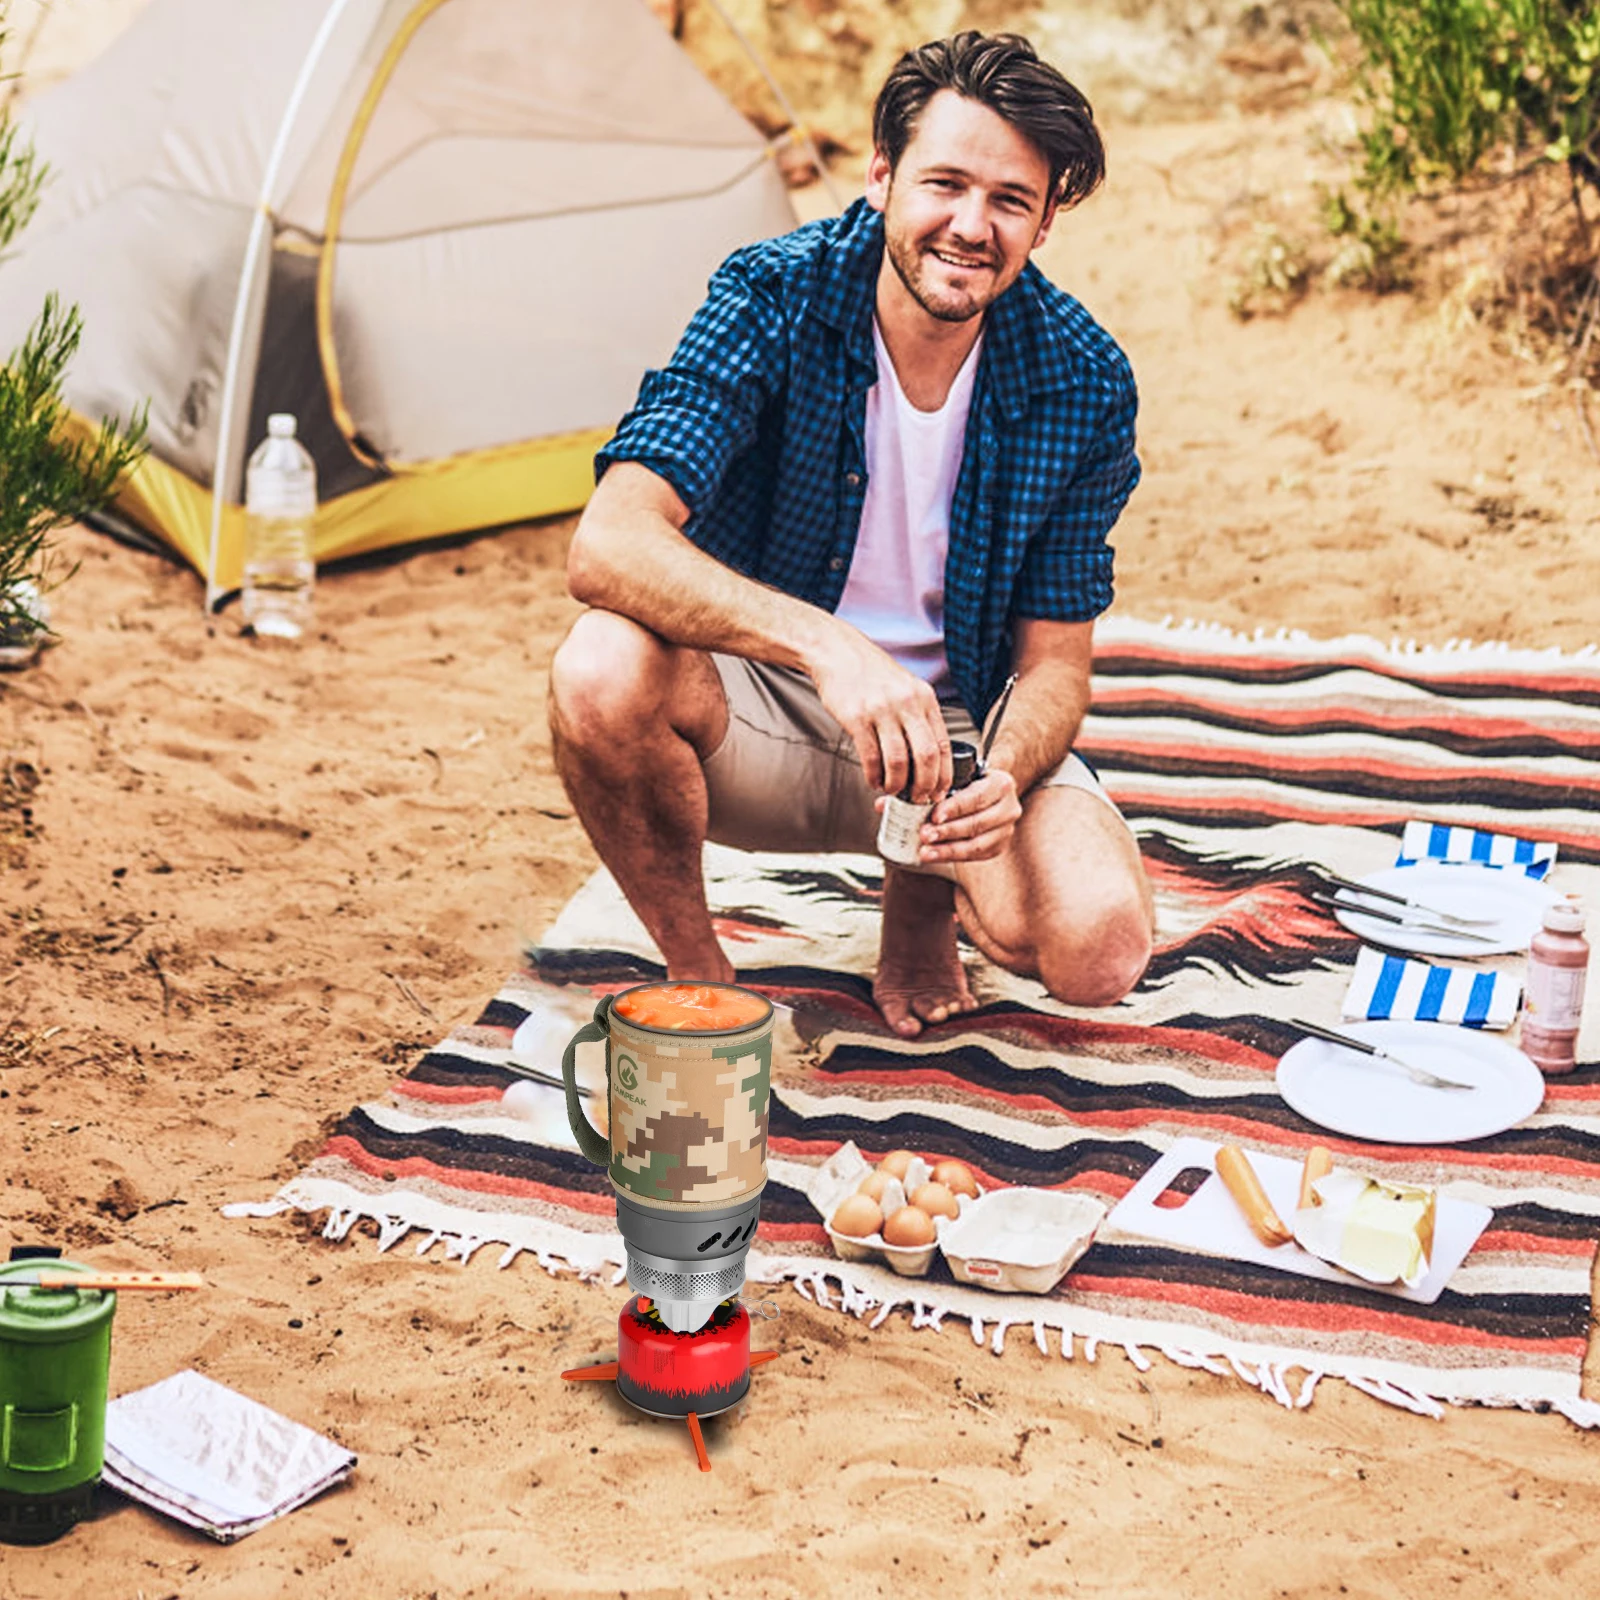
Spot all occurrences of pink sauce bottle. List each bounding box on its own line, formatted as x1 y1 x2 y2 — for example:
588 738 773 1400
1522 898 1590 1076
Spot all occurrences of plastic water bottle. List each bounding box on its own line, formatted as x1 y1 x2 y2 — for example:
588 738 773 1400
242 414 316 639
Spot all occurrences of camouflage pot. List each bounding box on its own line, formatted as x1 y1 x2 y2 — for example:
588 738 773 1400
560 984 773 1210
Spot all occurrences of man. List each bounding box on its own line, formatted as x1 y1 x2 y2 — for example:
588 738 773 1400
549 32 1153 1036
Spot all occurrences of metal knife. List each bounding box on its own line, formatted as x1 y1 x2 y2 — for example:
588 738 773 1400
1314 871 1496 927
1309 891 1499 945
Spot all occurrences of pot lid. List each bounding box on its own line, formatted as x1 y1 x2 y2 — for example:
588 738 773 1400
0 1261 116 1341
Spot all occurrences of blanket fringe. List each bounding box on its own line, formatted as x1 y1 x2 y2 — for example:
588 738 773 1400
1345 1375 1446 1420
228 1193 1598 1428
1554 1396 1600 1429
1131 614 1600 664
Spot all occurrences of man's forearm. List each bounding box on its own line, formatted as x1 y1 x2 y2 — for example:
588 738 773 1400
982 656 1091 795
568 465 839 674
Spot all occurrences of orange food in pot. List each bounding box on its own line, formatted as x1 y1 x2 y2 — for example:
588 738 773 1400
613 982 770 1031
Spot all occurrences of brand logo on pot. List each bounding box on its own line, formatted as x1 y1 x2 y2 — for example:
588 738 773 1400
616 1055 641 1099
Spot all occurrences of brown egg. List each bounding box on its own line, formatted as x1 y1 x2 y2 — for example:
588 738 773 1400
830 1194 884 1239
910 1181 960 1221
933 1159 979 1199
857 1171 894 1203
877 1149 919 1180
882 1205 936 1248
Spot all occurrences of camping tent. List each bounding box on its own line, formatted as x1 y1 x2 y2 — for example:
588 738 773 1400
0 0 798 606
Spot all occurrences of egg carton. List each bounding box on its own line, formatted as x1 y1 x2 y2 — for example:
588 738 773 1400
939 1187 1107 1295
808 1141 1107 1293
808 1141 981 1278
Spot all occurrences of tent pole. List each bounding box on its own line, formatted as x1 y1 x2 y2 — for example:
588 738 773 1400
698 0 846 215
204 0 365 614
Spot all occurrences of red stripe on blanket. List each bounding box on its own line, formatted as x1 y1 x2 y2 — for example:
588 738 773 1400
1083 738 1594 796
1477 1228 1596 1258
759 1221 829 1245
321 1136 616 1215
394 1081 503 1106
1089 690 1600 749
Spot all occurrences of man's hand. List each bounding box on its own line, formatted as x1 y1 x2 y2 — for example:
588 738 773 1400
810 636 951 802
912 767 1022 864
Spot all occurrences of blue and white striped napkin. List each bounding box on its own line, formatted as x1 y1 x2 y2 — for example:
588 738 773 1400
1395 820 1555 879
1341 945 1521 1030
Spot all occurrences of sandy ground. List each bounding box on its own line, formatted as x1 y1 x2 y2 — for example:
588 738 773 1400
4 5 1600 1598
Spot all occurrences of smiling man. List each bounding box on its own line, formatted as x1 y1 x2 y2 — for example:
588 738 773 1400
550 32 1153 1033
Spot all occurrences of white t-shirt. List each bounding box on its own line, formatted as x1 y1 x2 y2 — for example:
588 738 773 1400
833 320 982 691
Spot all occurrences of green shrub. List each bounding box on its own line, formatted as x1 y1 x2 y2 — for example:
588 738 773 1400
1336 0 1600 197
0 18 145 649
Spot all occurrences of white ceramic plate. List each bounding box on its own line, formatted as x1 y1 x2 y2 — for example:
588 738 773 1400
1330 862 1558 956
1276 1019 1545 1144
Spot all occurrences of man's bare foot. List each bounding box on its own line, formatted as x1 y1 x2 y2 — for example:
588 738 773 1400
874 868 977 1038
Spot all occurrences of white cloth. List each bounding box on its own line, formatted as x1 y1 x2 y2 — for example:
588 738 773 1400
832 321 981 689
1341 944 1521 1030
1396 820 1556 880
102 1370 356 1542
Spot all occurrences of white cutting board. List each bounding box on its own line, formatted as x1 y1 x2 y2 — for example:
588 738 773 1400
1104 1137 1492 1305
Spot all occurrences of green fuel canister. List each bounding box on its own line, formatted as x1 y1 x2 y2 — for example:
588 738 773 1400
0 1260 116 1544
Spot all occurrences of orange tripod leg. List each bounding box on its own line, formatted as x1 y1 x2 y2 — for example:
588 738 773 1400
685 1411 711 1472
561 1361 619 1382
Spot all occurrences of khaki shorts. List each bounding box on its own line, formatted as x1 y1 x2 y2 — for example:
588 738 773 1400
702 656 1124 857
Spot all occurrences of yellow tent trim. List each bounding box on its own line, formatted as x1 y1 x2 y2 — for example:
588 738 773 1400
316 0 452 471
62 409 610 592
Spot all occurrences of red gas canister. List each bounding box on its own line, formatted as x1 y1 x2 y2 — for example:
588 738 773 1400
615 1296 750 1418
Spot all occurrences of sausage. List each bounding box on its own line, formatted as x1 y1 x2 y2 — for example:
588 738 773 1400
1298 1144 1334 1210
1216 1145 1293 1247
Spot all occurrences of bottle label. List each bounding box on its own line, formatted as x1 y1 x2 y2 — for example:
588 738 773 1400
877 797 930 866
1525 960 1587 1033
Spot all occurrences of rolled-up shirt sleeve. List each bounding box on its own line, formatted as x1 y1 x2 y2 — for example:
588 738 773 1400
1012 368 1139 622
594 253 786 519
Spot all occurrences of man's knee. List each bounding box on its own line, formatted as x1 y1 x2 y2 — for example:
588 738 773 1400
1036 896 1153 1009
549 610 669 740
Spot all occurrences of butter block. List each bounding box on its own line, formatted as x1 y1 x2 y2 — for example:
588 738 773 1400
1292 1169 1438 1288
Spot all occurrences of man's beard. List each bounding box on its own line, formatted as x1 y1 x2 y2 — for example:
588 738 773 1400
883 223 1000 324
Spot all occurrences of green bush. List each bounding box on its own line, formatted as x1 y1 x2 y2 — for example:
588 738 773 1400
0 18 145 650
1336 0 1600 196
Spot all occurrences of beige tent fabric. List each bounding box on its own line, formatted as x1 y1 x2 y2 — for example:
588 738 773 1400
296 0 795 464
0 0 797 583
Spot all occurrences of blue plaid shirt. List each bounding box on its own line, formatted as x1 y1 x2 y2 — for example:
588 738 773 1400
596 198 1140 722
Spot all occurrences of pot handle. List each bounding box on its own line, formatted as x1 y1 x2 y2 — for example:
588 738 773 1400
562 996 613 1170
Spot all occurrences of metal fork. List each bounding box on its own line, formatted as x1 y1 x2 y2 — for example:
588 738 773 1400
1287 1016 1476 1092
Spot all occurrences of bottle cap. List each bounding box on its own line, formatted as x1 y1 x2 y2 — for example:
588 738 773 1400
950 740 978 789
1543 899 1586 935
267 414 298 438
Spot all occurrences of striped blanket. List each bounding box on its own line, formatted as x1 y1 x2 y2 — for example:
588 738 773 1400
232 620 1600 1423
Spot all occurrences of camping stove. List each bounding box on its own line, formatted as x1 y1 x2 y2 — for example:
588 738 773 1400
562 1295 778 1472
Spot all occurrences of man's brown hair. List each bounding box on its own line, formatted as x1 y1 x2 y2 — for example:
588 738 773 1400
872 31 1105 209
